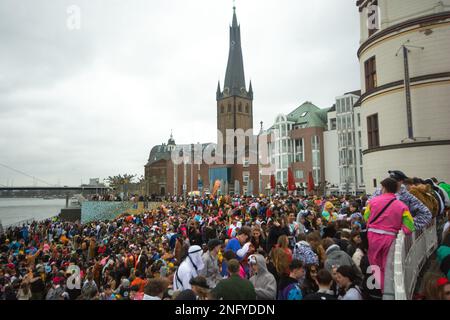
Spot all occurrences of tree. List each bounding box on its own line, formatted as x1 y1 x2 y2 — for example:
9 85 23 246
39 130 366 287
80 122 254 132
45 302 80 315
105 174 137 189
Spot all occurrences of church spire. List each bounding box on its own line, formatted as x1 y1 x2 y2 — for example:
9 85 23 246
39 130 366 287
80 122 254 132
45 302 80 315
224 5 246 97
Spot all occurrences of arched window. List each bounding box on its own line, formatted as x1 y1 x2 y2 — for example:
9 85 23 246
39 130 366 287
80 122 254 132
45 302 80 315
238 102 242 112
245 104 249 113
220 105 224 113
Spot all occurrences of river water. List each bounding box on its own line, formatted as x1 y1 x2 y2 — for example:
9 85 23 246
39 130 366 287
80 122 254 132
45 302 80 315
0 198 65 227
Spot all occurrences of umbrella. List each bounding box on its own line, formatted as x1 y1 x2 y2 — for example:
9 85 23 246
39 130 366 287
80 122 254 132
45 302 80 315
270 174 276 191
307 171 315 194
287 167 296 192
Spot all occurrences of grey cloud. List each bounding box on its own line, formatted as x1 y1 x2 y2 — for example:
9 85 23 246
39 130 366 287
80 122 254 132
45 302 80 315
0 0 361 186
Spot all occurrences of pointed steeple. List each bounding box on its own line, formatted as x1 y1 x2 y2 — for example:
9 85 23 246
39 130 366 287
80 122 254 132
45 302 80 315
224 6 246 97
216 81 221 100
168 130 175 147
248 80 253 98
232 6 238 28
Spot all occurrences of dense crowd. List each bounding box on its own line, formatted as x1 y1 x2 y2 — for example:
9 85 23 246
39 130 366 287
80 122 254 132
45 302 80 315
1 170 449 301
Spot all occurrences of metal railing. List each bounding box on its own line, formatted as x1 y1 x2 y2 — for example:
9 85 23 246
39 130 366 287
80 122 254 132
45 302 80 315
393 218 438 300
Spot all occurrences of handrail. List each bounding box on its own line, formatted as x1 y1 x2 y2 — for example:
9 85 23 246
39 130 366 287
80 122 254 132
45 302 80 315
393 218 438 300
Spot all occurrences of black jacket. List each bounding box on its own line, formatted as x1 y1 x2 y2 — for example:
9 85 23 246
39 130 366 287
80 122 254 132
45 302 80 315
267 226 290 252
303 291 337 300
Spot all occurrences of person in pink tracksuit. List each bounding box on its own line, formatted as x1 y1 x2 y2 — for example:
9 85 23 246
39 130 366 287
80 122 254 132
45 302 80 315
364 178 415 293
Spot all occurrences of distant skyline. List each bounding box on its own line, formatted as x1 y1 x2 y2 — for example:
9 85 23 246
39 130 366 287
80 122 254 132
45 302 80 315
0 0 361 186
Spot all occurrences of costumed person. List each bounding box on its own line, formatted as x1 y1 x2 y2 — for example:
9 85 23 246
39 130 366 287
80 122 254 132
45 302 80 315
173 245 205 291
364 177 415 295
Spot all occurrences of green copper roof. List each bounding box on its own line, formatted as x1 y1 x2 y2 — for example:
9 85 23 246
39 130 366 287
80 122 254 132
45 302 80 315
287 102 329 128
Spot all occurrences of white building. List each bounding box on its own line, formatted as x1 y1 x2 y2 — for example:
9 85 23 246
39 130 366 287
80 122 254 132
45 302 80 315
324 105 339 193
356 0 450 193
336 91 365 194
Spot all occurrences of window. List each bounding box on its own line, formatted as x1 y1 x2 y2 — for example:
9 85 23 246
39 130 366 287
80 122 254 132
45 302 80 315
330 118 337 130
295 139 304 162
220 105 224 113
336 100 341 113
357 113 361 127
360 149 363 164
312 135 320 151
358 131 362 146
300 111 308 117
238 102 242 112
281 155 288 169
282 171 288 184
295 170 304 179
367 114 380 148
360 167 364 184
227 104 231 112
243 171 250 183
312 151 320 167
365 56 377 91
281 124 287 137
313 168 320 185
348 132 352 145
243 158 249 168
373 178 377 188
245 104 249 113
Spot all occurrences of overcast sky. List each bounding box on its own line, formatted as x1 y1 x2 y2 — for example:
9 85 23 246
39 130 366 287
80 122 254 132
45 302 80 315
0 0 361 187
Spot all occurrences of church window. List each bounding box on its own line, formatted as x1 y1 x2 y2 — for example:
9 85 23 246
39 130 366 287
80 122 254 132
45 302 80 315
245 104 249 113
220 105 224 113
238 102 242 112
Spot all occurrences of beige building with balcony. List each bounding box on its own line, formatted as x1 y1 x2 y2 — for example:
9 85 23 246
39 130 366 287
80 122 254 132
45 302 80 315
356 0 450 193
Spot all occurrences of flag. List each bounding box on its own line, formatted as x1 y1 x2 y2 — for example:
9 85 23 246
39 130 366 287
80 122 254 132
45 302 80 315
212 180 221 196
287 167 296 192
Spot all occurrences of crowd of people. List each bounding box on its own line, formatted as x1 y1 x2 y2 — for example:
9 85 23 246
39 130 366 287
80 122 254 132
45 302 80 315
0 170 449 301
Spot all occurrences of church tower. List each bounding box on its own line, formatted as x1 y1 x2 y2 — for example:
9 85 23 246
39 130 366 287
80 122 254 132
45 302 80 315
217 6 253 155
213 6 258 195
